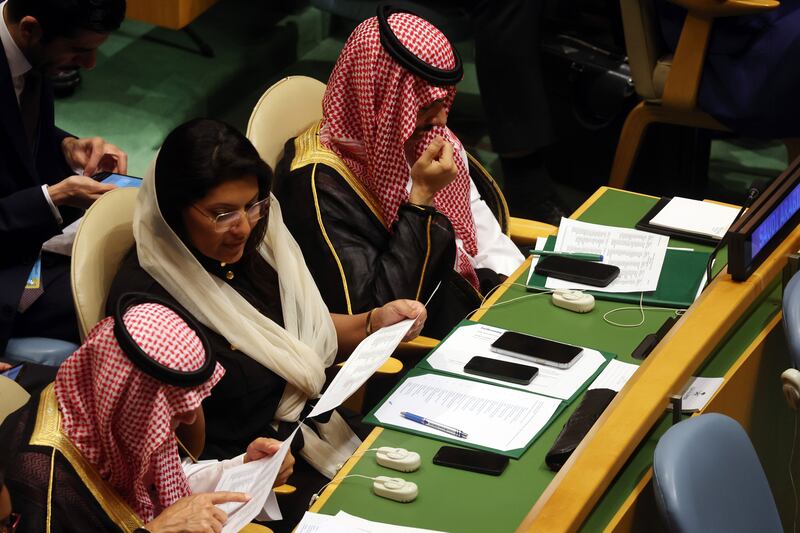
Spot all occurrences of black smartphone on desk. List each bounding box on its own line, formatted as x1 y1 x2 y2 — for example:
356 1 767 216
464 356 538 385
433 446 509 476
534 255 620 287
490 331 583 369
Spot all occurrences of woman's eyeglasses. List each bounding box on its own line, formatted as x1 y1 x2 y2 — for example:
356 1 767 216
192 197 269 233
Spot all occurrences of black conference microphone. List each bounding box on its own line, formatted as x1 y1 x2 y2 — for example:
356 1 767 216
703 179 771 288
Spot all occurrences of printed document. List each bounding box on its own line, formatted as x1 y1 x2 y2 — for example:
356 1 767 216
649 197 738 239
309 318 416 417
425 323 605 400
546 218 669 293
373 373 560 452
216 427 299 532
296 511 448 532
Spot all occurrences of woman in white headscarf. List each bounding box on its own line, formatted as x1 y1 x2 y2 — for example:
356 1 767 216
107 118 426 526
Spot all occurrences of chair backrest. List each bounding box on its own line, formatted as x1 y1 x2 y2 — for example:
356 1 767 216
784 271 800 368
246 75 326 170
71 188 139 339
0 375 29 425
619 0 664 101
652 413 782 533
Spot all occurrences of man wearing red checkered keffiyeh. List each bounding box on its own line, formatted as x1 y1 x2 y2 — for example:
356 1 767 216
55 302 225 523
275 11 523 339
0 302 294 531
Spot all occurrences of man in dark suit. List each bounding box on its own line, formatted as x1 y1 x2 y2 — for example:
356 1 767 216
0 0 127 356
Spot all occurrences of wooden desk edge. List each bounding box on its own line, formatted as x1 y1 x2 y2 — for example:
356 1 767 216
515 224 799 531
602 312 783 532
309 428 384 512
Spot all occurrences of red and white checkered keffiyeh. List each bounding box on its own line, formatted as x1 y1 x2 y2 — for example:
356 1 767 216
320 12 480 289
54 303 224 523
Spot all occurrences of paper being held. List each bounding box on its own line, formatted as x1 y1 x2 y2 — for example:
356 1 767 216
309 318 416 418
216 427 299 532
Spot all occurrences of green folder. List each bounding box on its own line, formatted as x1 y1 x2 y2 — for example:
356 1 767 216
526 236 709 309
364 323 616 458
363 367 567 459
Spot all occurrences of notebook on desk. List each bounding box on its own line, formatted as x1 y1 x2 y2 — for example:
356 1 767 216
527 236 709 308
635 196 738 246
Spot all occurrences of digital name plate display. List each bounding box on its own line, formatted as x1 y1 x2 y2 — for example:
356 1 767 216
728 159 800 281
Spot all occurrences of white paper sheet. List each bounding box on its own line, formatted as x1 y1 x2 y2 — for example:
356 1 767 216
589 359 639 392
425 323 605 400
309 318 416 418
373 373 560 452
295 511 449 533
544 218 669 293
649 197 738 239
41 217 82 256
217 427 299 532
677 376 724 412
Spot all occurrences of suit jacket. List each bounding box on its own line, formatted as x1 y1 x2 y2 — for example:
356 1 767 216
0 41 80 349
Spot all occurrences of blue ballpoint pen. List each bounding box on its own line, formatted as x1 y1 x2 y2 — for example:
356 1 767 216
400 411 468 439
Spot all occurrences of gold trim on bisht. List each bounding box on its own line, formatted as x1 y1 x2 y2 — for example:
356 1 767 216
30 384 143 532
291 120 388 228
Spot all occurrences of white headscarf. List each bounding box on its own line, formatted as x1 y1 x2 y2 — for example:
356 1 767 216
134 155 359 478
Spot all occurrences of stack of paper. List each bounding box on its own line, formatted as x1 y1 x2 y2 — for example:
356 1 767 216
649 197 738 240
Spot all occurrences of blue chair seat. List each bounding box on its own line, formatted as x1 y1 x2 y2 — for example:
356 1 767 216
5 337 79 367
653 413 782 533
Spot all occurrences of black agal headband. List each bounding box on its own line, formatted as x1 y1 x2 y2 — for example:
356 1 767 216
113 293 215 387
377 3 463 87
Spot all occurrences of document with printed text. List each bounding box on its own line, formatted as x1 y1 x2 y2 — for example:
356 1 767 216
216 427 299 532
373 373 560 452
546 218 669 293
309 318 415 417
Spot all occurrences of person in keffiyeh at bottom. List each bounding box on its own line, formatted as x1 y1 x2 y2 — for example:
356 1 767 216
274 8 526 340
0 300 295 532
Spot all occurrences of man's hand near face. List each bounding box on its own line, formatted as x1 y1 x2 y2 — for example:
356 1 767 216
409 136 458 206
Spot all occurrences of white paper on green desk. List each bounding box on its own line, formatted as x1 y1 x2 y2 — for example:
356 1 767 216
425 323 606 400
308 318 415 418
676 376 724 412
217 426 298 532
649 196 738 239
373 373 560 452
546 218 668 293
296 511 449 532
589 359 639 392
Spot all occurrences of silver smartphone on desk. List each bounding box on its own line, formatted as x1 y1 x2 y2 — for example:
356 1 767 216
489 331 583 369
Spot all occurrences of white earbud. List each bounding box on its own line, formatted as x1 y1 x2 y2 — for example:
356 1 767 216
782 368 800 410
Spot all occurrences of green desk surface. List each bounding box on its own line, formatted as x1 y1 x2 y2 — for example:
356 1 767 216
317 189 763 532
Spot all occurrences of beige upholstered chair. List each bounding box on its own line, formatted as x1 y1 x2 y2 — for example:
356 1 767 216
0 375 30 424
71 188 139 339
610 0 780 189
